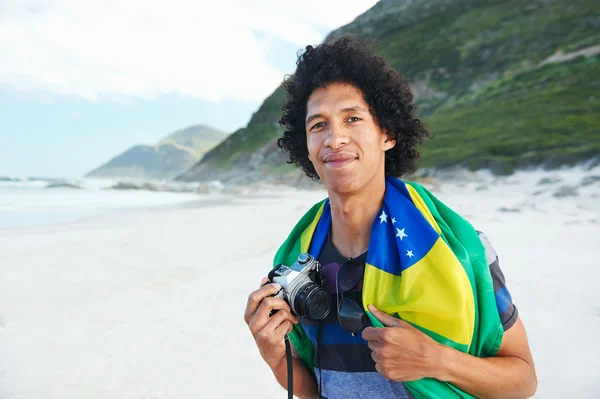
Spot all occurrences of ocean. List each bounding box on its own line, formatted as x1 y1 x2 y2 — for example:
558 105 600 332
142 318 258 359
0 179 202 229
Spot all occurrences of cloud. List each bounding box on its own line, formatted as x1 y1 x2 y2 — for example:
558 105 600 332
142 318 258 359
0 0 377 102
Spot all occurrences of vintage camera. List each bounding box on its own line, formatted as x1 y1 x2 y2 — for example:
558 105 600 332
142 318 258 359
268 253 331 321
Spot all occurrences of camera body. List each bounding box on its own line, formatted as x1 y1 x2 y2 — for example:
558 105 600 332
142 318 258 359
268 253 331 321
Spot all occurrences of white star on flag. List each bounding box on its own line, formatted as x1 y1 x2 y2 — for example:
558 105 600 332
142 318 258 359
406 250 414 258
391 217 396 224
396 228 408 241
379 210 388 224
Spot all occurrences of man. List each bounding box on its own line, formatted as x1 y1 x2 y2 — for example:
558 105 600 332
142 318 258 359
244 37 537 399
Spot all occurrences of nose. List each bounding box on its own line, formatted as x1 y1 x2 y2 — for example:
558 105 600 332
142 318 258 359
323 122 349 150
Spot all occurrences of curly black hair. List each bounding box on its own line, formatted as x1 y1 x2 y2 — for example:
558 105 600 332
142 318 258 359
277 36 432 180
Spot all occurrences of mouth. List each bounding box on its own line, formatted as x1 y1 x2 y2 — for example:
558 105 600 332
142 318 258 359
322 153 357 168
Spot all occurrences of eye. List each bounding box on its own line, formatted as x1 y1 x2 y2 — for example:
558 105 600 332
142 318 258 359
310 121 326 131
347 116 361 123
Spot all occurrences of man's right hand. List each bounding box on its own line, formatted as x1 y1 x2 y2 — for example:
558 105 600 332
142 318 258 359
244 277 299 370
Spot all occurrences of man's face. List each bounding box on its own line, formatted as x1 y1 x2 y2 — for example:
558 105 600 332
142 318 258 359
305 82 395 194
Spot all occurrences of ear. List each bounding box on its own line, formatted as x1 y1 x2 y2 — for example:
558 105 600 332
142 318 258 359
382 130 396 151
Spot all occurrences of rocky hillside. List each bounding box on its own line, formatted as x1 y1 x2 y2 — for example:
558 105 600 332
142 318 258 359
177 0 600 184
86 125 228 180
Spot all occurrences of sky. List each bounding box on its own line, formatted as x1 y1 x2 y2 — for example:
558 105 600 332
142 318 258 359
0 0 379 178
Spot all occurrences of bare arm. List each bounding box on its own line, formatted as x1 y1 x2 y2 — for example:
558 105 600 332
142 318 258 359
433 317 537 399
364 306 537 399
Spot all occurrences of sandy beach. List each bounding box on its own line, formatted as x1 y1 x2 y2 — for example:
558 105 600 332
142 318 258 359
1 168 599 399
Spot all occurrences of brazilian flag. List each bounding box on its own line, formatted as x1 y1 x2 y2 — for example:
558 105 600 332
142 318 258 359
274 177 504 398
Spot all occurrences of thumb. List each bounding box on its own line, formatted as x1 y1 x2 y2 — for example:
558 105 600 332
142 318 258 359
259 277 270 288
367 304 403 327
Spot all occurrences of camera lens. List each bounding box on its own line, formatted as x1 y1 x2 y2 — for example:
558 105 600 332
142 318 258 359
294 283 331 321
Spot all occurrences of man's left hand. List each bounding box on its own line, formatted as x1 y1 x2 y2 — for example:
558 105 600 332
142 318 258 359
362 304 443 382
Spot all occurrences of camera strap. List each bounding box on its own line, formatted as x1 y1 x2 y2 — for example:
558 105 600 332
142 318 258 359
285 334 293 399
285 323 323 399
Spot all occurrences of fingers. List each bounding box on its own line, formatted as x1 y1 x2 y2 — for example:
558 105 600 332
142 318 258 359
255 320 292 351
371 348 380 363
367 305 402 327
361 326 382 342
245 278 297 370
254 312 294 346
264 308 298 331
367 337 386 365
375 362 388 379
254 312 294 352
273 320 294 336
251 296 294 326
367 339 381 352
259 277 269 288
373 354 394 381
248 296 294 335
244 281 281 325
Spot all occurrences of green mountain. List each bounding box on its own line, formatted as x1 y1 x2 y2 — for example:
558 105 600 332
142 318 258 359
177 0 600 183
85 125 228 180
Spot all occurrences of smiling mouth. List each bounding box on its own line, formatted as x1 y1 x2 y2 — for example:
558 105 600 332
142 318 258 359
322 154 357 168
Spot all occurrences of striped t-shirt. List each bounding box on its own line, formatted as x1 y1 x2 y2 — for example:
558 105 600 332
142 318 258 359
298 231 518 399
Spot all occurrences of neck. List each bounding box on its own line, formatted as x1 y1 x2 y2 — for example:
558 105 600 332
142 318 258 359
328 177 386 259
